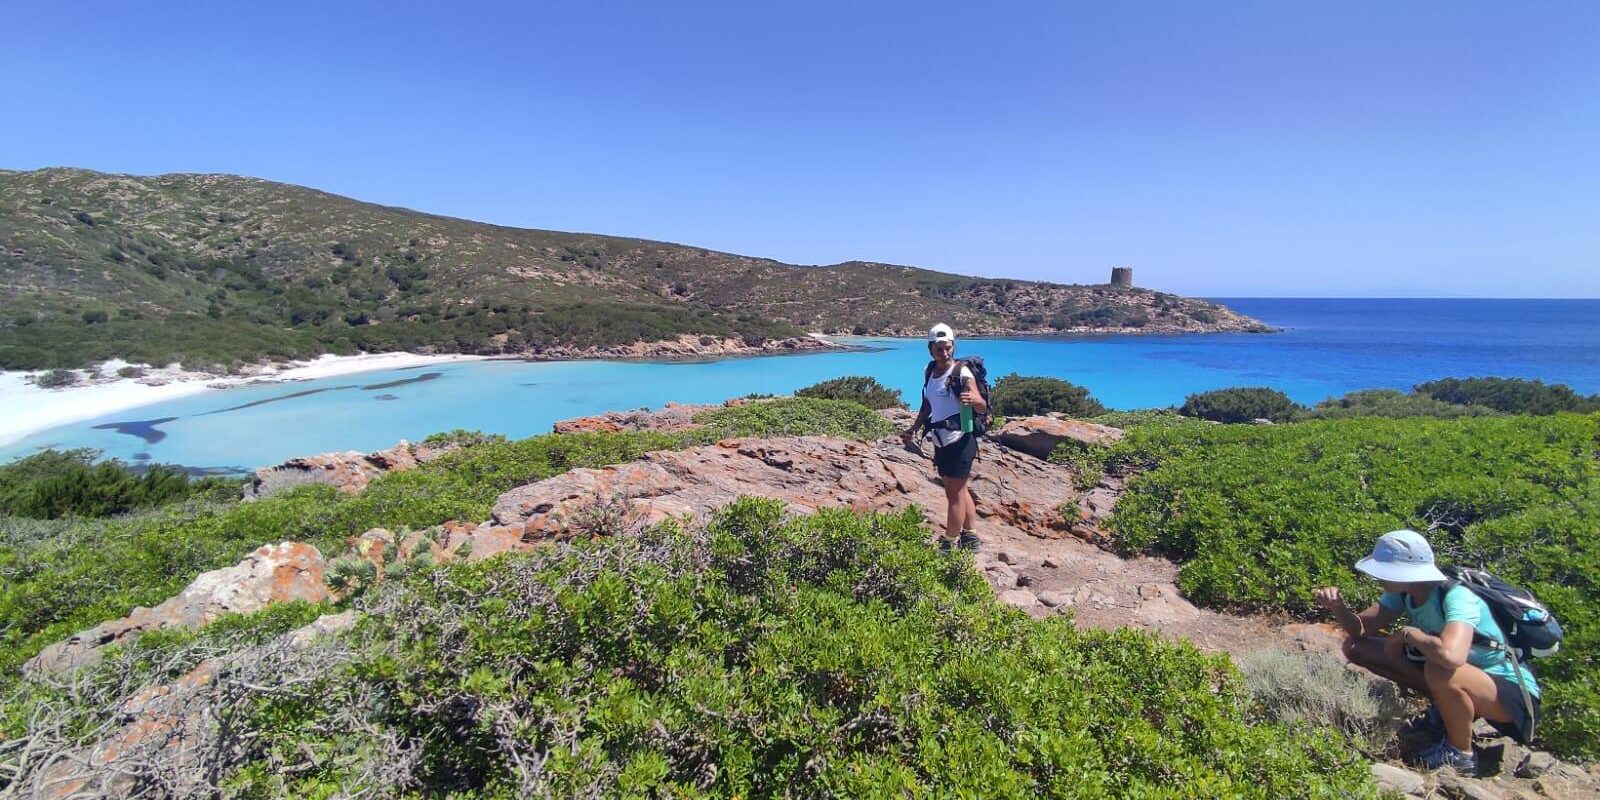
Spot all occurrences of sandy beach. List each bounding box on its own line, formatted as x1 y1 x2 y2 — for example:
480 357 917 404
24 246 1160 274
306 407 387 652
0 353 491 449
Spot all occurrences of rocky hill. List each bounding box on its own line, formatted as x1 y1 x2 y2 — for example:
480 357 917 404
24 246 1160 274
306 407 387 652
0 167 1269 370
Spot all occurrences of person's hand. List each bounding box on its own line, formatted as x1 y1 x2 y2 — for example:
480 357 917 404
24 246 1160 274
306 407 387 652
900 428 916 445
959 388 981 405
1402 626 1428 646
1313 587 1345 613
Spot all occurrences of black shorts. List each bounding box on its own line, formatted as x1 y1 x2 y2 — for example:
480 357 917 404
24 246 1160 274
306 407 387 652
933 433 978 479
1488 674 1541 745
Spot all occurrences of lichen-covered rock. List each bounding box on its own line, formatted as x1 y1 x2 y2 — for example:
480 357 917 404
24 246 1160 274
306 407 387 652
552 404 713 434
27 542 331 674
245 439 456 498
490 435 1077 542
996 416 1125 460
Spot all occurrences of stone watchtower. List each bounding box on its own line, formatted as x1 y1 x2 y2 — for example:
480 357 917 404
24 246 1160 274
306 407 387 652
1109 266 1133 287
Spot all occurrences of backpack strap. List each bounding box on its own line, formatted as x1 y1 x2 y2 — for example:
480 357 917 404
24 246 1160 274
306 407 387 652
1440 579 1539 741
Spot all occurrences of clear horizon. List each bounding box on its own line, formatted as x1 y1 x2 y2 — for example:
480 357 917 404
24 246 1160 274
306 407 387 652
5 2 1598 298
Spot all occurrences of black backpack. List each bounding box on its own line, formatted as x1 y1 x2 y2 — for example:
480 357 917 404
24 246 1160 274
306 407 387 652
923 356 993 435
1442 566 1563 661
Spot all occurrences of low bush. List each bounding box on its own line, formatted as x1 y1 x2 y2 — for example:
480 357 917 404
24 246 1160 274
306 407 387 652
1306 388 1495 420
988 374 1106 418
2 500 1375 796
1107 413 1600 757
795 375 907 409
1237 651 1413 754
691 397 894 441
0 404 884 679
0 449 239 519
1178 386 1300 423
31 369 78 388
1415 377 1600 415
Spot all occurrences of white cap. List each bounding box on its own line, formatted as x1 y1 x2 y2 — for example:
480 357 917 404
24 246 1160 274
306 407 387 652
1355 530 1448 583
927 323 955 344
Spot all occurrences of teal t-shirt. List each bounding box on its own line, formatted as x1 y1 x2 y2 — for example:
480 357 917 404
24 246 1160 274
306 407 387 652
1380 585 1540 697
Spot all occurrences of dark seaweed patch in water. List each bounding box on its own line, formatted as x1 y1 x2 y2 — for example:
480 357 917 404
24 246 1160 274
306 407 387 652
520 382 540 387
91 417 179 445
133 452 151 461
361 372 440 390
156 464 252 477
374 394 400 401
200 385 357 415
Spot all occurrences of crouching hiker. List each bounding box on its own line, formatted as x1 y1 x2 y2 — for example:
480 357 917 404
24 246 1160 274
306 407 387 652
1314 530 1541 776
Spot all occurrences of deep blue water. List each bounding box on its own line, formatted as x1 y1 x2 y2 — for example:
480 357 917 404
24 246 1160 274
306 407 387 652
3 299 1597 473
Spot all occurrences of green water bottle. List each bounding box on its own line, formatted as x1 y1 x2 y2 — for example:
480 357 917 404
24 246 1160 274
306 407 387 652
959 402 974 434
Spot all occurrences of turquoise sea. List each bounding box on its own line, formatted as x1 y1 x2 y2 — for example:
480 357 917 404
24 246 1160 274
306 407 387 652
4 299 1598 474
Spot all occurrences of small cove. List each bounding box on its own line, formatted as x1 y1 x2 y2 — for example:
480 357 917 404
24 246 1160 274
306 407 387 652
4 299 1597 474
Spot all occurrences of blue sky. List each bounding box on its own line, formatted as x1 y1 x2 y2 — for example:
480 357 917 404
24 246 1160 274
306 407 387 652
4 1 1597 297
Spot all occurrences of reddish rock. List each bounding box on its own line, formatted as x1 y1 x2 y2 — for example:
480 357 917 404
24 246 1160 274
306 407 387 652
996 417 1125 461
31 610 357 799
245 439 457 498
490 435 1079 542
28 542 331 674
552 404 712 434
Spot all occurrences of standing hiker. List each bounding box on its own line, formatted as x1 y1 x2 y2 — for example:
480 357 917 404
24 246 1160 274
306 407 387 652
901 323 988 551
1314 530 1542 776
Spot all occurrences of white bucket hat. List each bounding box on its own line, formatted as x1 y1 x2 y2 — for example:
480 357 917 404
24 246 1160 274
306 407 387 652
1355 529 1448 583
927 323 955 344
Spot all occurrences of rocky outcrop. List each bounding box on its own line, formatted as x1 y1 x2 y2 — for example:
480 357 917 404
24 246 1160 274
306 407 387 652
488 435 1080 541
244 439 457 498
28 611 357 800
28 542 332 674
524 334 838 362
552 402 717 434
995 415 1125 460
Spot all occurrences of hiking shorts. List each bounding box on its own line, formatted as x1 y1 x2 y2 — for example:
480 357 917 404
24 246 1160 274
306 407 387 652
1488 675 1541 744
933 433 977 479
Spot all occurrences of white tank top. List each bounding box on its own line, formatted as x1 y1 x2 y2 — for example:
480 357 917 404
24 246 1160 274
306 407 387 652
924 362 974 426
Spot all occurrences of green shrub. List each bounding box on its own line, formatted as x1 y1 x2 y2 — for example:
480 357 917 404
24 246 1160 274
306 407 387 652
0 449 239 519
988 374 1106 418
20 499 1368 796
1107 414 1600 758
692 397 894 441
1415 377 1600 415
795 375 907 409
115 365 146 379
31 369 78 388
1178 387 1300 423
1306 388 1496 420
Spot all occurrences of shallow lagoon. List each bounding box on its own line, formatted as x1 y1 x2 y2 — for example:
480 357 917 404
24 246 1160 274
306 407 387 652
4 298 1598 473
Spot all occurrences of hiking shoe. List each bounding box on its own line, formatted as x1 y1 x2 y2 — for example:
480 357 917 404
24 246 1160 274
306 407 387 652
937 537 955 553
1413 739 1477 776
956 531 980 552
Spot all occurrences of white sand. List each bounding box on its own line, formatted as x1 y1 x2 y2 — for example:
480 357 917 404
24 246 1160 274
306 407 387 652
0 353 492 448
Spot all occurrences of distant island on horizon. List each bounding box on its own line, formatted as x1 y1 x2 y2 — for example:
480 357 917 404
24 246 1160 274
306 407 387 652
0 167 1268 373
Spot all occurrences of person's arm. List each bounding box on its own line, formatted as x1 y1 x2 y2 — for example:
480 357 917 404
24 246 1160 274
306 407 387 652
1402 587 1479 669
903 395 931 442
1403 622 1473 669
1315 587 1400 638
958 370 987 413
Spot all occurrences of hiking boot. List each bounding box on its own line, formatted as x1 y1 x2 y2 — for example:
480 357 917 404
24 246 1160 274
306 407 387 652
937 537 955 553
956 531 980 552
1413 739 1477 776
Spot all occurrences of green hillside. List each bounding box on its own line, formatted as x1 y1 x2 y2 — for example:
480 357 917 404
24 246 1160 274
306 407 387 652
0 168 1268 370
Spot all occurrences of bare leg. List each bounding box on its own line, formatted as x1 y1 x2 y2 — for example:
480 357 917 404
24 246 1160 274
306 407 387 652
942 476 969 540
1343 635 1430 696
962 484 976 531
1425 662 1513 751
